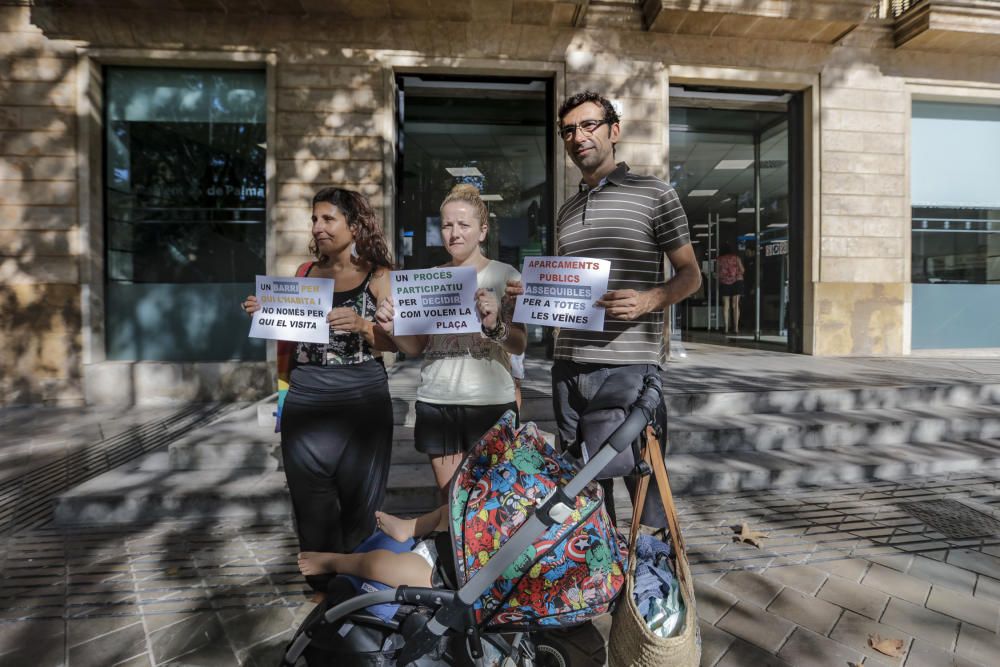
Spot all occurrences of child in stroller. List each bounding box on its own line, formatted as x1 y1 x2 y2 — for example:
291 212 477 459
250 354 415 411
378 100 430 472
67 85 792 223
282 377 664 667
297 507 453 590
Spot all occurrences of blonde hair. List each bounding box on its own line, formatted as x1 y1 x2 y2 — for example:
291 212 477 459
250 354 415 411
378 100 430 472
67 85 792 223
440 183 489 231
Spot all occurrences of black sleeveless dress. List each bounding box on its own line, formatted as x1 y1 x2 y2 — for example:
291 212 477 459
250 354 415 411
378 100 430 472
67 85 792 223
280 269 393 592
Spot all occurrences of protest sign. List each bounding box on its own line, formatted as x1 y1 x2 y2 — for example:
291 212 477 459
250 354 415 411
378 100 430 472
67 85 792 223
391 266 479 335
513 256 610 331
249 275 333 344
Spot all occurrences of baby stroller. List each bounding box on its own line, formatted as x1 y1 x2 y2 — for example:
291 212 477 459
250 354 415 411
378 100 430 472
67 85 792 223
281 377 663 666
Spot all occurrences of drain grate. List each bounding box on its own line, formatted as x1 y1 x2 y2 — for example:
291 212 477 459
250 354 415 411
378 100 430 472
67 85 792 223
897 499 1000 540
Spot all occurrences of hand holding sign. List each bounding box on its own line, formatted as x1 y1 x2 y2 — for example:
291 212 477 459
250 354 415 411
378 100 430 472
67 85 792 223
327 307 368 333
512 256 610 331
248 275 334 344
596 289 651 321
391 267 479 335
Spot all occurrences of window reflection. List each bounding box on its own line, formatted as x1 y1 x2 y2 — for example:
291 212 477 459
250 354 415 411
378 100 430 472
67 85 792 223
395 76 551 273
104 67 266 361
911 102 1000 287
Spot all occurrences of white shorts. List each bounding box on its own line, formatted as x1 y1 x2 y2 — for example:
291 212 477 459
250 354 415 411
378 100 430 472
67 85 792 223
510 353 525 381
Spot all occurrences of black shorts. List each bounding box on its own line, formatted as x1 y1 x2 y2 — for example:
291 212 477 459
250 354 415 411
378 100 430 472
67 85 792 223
413 400 518 456
720 281 744 297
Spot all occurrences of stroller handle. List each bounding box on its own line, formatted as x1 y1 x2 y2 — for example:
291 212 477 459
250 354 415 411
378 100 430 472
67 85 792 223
281 589 399 666
605 375 662 455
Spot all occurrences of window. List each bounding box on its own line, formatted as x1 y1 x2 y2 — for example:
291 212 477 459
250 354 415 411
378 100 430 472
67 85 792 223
911 101 1000 348
104 67 266 361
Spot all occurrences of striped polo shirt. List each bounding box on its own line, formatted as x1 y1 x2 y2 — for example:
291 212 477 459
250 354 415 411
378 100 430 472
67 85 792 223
554 162 691 367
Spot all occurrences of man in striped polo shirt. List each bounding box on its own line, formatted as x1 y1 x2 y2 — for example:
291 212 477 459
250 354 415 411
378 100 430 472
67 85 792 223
509 90 701 527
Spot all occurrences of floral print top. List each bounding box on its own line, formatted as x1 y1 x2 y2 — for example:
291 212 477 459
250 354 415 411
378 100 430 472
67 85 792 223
295 269 379 366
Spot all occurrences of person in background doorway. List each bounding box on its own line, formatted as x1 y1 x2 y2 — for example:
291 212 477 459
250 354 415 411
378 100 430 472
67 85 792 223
376 184 527 500
717 243 745 334
241 187 396 593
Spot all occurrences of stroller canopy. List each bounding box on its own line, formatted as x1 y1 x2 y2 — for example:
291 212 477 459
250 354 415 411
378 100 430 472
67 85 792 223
447 411 626 629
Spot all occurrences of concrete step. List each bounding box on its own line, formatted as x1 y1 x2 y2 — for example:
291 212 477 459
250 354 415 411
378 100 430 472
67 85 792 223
667 382 1000 418
167 422 283 471
53 458 440 526
668 404 1000 454
665 437 1000 495
167 419 560 471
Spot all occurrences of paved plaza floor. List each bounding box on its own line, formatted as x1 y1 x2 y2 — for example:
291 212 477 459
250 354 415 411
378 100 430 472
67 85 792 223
3 345 1000 665
2 470 1000 665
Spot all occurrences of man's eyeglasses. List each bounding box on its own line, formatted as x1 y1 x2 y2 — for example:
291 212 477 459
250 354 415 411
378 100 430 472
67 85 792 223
558 119 608 141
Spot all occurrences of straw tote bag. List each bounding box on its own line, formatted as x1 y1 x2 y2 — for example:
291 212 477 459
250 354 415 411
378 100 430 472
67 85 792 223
608 426 701 667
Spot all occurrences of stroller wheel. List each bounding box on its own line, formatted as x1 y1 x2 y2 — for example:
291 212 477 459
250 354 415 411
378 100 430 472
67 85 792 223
530 622 606 667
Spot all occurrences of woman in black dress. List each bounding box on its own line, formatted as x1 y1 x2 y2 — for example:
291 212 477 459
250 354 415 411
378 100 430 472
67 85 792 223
242 187 396 592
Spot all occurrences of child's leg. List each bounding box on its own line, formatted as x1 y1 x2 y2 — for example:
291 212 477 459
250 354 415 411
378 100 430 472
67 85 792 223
376 505 447 542
298 549 433 588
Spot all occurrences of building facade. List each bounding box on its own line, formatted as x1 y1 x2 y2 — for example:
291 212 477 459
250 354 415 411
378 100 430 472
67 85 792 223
2 0 999 406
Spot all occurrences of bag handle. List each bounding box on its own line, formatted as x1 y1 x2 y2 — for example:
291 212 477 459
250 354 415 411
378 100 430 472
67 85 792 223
625 426 686 570
646 426 687 557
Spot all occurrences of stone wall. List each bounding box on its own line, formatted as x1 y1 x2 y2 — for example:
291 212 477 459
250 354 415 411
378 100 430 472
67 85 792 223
4 5 1000 403
816 38 910 355
0 5 81 404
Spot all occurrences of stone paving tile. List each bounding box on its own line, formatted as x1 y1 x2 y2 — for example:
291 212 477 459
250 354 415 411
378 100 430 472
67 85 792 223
880 597 961 650
693 579 738 624
955 622 1000 665
862 563 932 605
926 585 1000 632
829 609 912 666
698 619 735 667
908 555 977 595
972 574 1000 604
868 552 914 572
216 605 297 651
0 618 65 667
905 638 987 667
160 642 241 666
817 573 890 620
775 626 874 667
948 549 1000 580
716 569 784 608
808 557 870 582
149 611 229 665
67 617 148 667
766 588 843 636
240 629 294 667
716 601 795 653
714 637 793 667
761 559 828 595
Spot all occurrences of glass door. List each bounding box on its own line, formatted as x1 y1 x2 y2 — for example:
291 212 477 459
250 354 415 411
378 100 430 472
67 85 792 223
668 86 800 351
394 75 554 347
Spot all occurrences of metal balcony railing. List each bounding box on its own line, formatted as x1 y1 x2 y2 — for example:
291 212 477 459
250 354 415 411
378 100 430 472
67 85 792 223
871 0 921 18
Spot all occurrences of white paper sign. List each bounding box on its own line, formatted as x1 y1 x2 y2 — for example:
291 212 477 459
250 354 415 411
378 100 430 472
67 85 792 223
391 266 479 335
513 256 610 331
248 275 334 344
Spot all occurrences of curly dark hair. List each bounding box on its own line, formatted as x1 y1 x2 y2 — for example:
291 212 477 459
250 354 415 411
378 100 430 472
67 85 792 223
308 187 393 269
557 90 620 127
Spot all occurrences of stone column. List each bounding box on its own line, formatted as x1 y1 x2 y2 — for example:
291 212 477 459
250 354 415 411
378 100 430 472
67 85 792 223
815 55 909 356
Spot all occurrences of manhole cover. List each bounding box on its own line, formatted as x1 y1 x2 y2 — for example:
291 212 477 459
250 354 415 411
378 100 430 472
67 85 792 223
897 499 1000 540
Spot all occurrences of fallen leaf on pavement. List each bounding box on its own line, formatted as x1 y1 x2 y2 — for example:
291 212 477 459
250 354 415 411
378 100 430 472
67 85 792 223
166 565 180 576
732 522 768 548
869 633 905 657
